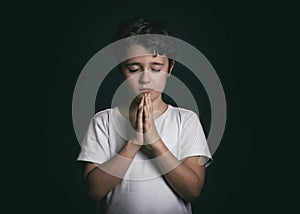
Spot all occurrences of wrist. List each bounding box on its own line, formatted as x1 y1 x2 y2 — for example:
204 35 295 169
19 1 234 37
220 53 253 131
144 128 160 145
148 138 168 156
127 140 142 151
119 141 141 159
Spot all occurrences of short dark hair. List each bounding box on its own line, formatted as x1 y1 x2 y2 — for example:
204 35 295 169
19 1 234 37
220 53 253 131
113 17 175 71
115 17 172 39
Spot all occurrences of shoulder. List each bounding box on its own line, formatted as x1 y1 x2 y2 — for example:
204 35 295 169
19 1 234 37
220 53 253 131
94 108 112 120
162 105 199 127
91 108 116 126
167 105 198 121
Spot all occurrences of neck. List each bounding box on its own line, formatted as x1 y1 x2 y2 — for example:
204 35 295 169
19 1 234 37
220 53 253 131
152 95 168 115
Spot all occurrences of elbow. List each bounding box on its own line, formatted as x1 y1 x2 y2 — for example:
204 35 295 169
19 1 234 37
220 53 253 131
88 189 106 203
184 184 203 202
184 192 200 202
84 170 108 203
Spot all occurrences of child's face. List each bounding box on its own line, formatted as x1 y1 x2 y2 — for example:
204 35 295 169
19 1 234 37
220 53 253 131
121 45 172 102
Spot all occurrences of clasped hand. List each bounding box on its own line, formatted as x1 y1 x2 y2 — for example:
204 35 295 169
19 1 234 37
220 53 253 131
131 93 160 146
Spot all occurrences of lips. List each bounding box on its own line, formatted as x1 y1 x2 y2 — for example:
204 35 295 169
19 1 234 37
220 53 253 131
139 88 153 92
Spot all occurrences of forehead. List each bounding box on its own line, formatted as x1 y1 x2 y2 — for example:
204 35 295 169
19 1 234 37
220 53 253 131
124 45 168 64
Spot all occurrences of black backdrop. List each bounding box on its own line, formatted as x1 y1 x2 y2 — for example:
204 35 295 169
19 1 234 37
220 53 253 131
3 1 299 214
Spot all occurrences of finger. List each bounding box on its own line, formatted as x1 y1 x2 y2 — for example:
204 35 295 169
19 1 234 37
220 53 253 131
146 93 152 117
137 104 143 132
145 93 150 114
148 93 153 113
139 95 144 110
143 104 149 119
137 95 144 131
143 105 152 134
145 93 150 112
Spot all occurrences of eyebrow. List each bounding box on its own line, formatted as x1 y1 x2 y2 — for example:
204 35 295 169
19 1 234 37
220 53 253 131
150 62 165 66
125 62 141 66
125 62 165 66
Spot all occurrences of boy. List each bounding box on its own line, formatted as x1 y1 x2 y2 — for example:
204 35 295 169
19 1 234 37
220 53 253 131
77 18 212 214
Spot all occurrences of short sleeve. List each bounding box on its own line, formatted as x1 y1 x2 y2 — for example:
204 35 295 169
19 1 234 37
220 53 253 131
77 112 111 165
179 112 212 167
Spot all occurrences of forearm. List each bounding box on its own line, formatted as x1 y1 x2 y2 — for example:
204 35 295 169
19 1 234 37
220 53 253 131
85 142 140 202
149 139 204 202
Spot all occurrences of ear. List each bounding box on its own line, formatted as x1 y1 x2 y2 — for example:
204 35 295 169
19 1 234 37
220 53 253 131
168 60 175 76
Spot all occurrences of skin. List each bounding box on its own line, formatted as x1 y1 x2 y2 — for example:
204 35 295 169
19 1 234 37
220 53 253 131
82 47 207 203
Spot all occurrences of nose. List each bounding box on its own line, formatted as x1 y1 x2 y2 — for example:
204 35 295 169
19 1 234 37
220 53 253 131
139 70 151 84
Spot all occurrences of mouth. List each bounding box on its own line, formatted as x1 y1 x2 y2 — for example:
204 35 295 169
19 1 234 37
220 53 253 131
139 88 154 93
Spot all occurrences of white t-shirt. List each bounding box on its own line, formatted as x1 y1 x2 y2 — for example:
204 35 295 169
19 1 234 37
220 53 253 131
77 105 212 214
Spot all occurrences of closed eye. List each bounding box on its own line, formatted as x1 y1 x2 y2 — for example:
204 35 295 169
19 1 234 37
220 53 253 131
151 69 161 72
128 69 139 72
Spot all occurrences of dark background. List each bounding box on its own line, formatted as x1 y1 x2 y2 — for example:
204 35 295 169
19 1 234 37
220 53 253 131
3 1 299 213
